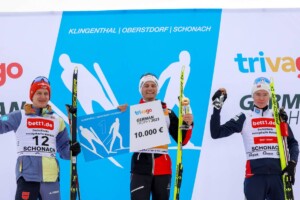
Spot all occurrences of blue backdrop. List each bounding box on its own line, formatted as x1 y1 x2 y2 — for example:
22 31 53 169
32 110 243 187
49 9 221 200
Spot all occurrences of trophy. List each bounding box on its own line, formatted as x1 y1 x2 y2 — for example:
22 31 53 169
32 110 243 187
181 96 191 130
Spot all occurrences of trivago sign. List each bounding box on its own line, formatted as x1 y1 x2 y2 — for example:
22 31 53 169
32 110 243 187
235 51 300 78
0 62 23 86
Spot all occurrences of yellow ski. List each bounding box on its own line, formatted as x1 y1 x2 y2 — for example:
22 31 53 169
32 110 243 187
173 66 185 200
270 77 293 200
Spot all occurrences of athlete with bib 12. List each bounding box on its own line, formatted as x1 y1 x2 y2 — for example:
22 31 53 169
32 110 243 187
0 76 81 200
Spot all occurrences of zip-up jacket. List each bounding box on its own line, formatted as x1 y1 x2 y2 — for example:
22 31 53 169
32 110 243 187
131 99 193 175
210 106 299 177
0 104 70 182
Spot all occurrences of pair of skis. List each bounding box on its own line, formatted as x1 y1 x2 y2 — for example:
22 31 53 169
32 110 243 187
173 66 186 200
66 67 80 200
270 78 294 200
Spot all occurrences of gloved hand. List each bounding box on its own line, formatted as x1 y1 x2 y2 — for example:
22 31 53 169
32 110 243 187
282 161 297 185
70 141 81 156
279 107 288 122
212 89 227 110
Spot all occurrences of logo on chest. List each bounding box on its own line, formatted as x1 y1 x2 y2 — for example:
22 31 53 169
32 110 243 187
27 118 54 130
251 118 275 128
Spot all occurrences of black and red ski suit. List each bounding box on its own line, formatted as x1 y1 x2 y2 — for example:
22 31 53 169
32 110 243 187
130 99 193 200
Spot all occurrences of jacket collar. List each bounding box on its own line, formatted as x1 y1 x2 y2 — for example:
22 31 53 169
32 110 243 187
23 103 53 115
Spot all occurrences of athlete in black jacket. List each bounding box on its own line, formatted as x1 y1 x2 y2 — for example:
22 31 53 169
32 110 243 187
130 73 193 200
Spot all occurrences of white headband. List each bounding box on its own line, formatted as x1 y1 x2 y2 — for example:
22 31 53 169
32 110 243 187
139 74 159 94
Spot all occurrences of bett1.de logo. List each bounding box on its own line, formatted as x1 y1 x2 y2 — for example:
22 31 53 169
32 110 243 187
0 62 23 86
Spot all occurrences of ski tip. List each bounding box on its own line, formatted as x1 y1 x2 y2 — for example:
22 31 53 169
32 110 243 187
74 66 78 74
181 65 185 72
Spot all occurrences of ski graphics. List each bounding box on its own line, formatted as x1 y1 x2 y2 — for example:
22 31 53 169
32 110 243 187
66 67 81 200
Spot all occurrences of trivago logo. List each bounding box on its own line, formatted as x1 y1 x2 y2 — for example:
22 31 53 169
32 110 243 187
0 62 23 86
134 108 152 115
234 51 300 78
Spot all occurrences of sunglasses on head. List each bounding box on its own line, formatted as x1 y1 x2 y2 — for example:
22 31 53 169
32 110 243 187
254 77 270 85
32 76 50 85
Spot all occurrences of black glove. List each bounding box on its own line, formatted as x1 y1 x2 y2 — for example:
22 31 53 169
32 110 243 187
212 90 227 110
70 142 81 156
282 161 297 185
279 107 288 122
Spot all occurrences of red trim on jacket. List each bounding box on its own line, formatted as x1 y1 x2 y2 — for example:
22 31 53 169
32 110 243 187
245 160 254 178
